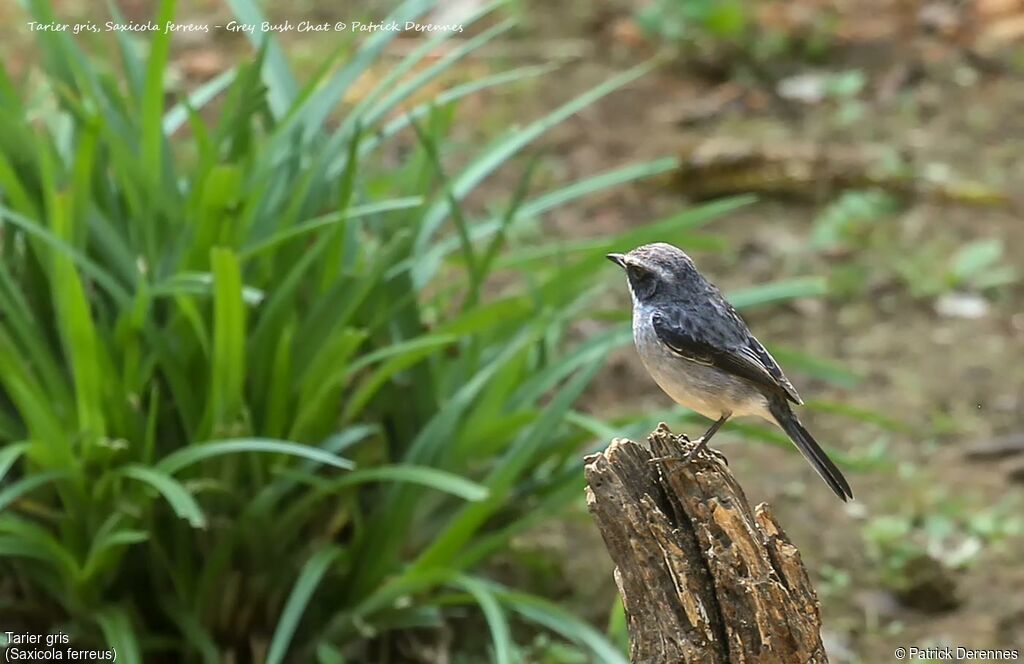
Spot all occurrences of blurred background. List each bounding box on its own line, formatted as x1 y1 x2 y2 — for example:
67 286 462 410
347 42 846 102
0 0 1022 661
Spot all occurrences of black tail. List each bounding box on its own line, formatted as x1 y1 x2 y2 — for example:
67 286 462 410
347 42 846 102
769 399 853 502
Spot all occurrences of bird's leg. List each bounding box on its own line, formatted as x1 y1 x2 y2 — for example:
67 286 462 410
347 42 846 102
649 414 730 466
684 414 729 459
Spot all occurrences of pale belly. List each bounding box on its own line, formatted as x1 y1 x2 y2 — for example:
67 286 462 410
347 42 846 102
633 307 772 422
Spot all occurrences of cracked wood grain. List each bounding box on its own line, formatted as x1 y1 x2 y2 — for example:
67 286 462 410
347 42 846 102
584 423 828 664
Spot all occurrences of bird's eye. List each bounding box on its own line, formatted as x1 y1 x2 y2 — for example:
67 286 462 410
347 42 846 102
627 265 648 282
627 266 657 298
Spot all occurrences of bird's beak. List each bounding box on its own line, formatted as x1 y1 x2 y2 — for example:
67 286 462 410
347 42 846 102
606 253 626 268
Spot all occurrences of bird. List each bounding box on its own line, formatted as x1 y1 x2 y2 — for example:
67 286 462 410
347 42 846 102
607 242 853 501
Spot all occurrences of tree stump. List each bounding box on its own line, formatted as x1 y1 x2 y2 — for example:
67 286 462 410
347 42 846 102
584 423 828 664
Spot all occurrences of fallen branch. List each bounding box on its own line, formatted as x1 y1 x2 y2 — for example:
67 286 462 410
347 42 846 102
672 138 1015 209
963 433 1024 461
584 423 828 663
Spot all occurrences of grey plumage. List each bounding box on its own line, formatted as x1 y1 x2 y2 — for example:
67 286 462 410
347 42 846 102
608 242 853 501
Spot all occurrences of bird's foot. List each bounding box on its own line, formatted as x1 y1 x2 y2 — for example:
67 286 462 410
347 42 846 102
648 437 728 467
702 444 729 466
684 436 710 459
684 436 729 465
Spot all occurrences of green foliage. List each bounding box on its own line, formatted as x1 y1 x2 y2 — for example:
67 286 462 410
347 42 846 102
820 69 868 126
814 190 1018 300
892 236 1019 298
812 189 899 253
636 0 747 45
862 478 1024 596
946 238 1019 292
816 563 852 601
636 0 839 63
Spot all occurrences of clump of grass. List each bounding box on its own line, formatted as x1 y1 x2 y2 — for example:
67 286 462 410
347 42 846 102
0 0 750 660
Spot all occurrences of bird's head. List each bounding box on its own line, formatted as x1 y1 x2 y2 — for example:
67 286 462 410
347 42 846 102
606 242 698 303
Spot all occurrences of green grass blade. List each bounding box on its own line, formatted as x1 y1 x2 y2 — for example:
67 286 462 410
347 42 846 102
412 159 693 283
0 150 39 220
412 59 660 283
277 465 490 538
239 198 423 259
402 327 536 465
0 471 67 513
342 334 458 422
452 575 513 664
120 465 207 529
770 346 862 389
357 14 513 130
276 0 435 141
315 425 380 456
141 0 177 178
0 205 130 304
316 643 345 664
260 426 378 501
0 514 80 576
96 607 144 664
471 155 541 298
51 235 108 441
607 595 629 653
509 325 630 409
106 0 144 97
22 0 96 96
163 68 237 135
225 0 297 116
412 361 602 571
150 272 265 305
0 334 71 468
511 157 678 220
208 247 247 435
290 328 367 441
156 439 355 475
359 63 558 160
162 600 220 664
806 399 910 432
0 442 30 483
262 321 295 439
409 116 479 289
727 277 828 309
565 411 620 442
452 466 582 571
496 587 628 664
267 546 342 664
496 194 753 269
321 466 488 502
0 535 62 563
349 331 537 599
81 527 149 583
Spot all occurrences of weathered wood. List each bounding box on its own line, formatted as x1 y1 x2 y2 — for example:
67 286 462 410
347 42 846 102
584 423 828 664
672 137 1014 209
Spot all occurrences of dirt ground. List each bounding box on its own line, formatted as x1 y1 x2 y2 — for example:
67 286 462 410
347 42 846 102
6 0 1024 660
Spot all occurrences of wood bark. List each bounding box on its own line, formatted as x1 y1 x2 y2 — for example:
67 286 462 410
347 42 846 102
584 423 828 664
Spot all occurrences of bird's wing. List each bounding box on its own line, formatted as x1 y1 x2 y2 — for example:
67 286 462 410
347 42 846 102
651 308 803 405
